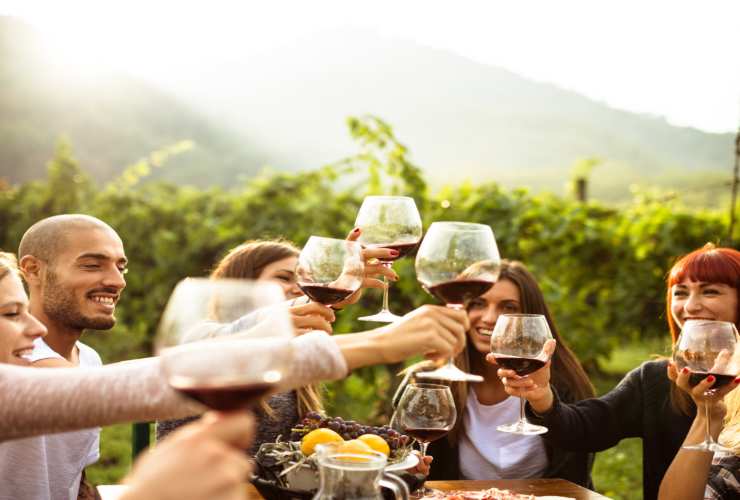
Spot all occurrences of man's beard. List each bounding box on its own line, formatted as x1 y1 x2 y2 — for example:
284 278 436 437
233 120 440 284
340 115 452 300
43 270 116 331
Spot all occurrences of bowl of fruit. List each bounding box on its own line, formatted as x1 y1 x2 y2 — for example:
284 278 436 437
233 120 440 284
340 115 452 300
252 412 422 500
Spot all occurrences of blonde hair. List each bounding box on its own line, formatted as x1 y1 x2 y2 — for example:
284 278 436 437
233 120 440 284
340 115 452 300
0 252 19 281
719 386 740 454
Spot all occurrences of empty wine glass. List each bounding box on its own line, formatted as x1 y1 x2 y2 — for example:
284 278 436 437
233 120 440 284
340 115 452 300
415 221 500 382
295 236 364 306
394 383 456 496
673 319 740 452
155 278 295 411
490 314 555 435
355 196 423 323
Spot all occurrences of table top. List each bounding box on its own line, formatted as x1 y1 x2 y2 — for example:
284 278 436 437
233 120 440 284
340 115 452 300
244 478 611 499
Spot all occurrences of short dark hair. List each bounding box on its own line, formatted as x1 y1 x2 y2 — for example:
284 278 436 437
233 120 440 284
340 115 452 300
18 214 117 264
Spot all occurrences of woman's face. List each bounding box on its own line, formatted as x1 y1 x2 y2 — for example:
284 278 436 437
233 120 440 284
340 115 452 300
0 273 47 366
258 256 302 300
466 279 522 355
671 279 739 328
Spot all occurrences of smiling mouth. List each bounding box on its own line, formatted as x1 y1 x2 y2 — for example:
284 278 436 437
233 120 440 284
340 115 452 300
476 328 493 337
12 346 34 360
88 294 117 307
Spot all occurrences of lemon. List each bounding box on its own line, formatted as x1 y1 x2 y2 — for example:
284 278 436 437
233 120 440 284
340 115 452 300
300 428 344 456
334 439 376 462
357 434 390 457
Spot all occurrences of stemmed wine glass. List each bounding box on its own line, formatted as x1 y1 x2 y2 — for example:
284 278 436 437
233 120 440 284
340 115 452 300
415 221 501 382
673 319 740 452
295 236 364 306
355 196 423 323
393 383 456 496
489 314 555 435
155 278 295 411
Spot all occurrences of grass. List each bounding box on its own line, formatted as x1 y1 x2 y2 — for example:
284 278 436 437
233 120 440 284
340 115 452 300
87 339 667 497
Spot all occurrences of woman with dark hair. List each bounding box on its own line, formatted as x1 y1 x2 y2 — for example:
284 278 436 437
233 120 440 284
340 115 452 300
158 235 398 451
499 244 740 500
407 260 594 485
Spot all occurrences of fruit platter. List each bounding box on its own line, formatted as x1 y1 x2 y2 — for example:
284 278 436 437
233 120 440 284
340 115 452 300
252 412 422 500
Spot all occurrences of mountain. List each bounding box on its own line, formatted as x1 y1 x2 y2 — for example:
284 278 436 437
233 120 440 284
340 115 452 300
0 17 266 185
1 19 735 204
163 30 735 201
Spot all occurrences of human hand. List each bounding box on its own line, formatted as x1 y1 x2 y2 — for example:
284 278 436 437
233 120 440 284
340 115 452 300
375 305 468 364
668 361 738 424
121 412 254 500
289 301 335 334
486 339 557 414
333 227 399 308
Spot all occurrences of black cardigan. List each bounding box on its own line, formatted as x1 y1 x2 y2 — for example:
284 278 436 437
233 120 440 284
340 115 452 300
526 359 694 500
426 384 594 489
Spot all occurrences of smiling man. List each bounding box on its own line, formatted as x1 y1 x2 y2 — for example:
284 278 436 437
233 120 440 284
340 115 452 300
1 213 128 500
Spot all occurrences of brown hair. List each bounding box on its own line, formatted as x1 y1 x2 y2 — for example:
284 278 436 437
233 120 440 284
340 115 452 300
211 240 324 417
666 244 740 415
404 259 595 444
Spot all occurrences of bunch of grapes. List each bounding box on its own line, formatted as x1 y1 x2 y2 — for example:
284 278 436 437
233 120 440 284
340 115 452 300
290 412 411 452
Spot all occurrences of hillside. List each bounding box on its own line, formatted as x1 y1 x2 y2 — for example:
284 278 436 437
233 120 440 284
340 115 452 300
0 17 266 185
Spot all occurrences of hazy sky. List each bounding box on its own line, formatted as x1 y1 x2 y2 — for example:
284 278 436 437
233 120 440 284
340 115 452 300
3 0 739 133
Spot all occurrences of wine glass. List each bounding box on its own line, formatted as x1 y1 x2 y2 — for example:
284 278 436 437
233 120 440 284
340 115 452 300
415 221 501 382
355 196 423 322
295 236 364 306
394 383 456 496
155 277 295 411
673 319 740 452
489 314 554 435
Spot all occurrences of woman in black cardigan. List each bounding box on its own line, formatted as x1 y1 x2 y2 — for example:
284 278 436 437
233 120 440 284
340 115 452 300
498 245 740 500
403 260 594 486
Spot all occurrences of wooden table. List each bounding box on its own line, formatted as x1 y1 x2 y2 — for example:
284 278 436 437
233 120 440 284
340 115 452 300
245 478 611 499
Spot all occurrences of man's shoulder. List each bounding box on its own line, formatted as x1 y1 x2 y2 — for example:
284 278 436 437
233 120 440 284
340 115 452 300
76 341 103 367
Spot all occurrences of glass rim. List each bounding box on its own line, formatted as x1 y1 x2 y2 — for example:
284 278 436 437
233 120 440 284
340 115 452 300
682 319 737 328
362 195 417 202
304 235 363 247
428 221 493 232
499 313 547 319
408 382 452 391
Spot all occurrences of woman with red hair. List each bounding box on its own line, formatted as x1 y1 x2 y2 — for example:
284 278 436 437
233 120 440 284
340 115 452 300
495 244 740 500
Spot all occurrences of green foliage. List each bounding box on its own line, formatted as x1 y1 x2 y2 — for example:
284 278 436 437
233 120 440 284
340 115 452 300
1 117 735 494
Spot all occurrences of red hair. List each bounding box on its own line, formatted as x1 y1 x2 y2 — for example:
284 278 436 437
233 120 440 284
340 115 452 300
666 244 740 345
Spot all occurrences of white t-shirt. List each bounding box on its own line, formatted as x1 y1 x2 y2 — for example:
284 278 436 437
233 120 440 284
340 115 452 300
0 338 103 500
458 389 548 480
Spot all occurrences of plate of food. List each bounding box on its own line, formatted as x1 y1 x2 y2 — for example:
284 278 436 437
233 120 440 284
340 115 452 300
252 412 423 499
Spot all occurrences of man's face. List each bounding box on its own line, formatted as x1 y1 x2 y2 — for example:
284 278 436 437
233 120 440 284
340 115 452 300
41 227 128 331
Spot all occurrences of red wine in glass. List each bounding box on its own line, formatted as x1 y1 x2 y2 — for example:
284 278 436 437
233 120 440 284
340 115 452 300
171 379 276 411
367 241 420 263
297 284 355 305
687 372 735 389
493 355 547 376
402 426 451 443
425 279 494 307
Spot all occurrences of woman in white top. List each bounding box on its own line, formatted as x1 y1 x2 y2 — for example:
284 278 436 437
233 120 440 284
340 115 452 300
421 260 596 486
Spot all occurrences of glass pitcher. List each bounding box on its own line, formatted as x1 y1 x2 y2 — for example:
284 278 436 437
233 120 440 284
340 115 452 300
313 442 409 500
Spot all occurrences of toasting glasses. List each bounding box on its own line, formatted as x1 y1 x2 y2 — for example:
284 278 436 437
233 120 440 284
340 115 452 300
673 319 740 452
415 222 500 382
155 278 294 411
490 314 555 435
295 236 364 306
355 196 423 323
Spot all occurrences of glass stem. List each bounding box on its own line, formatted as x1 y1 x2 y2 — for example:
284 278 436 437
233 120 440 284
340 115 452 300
443 303 464 368
705 403 715 446
519 395 528 425
419 441 430 457
380 264 392 313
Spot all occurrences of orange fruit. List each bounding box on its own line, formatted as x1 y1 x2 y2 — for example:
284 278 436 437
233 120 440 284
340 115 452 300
357 434 390 457
300 428 344 456
334 439 376 462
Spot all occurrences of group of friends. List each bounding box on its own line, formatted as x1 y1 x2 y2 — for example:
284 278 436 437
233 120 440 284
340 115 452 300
0 213 739 500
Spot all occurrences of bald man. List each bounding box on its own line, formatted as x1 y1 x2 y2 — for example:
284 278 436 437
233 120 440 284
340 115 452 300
0 214 128 500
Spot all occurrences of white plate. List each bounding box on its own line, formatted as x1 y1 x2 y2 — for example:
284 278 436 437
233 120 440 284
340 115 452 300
385 452 419 472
